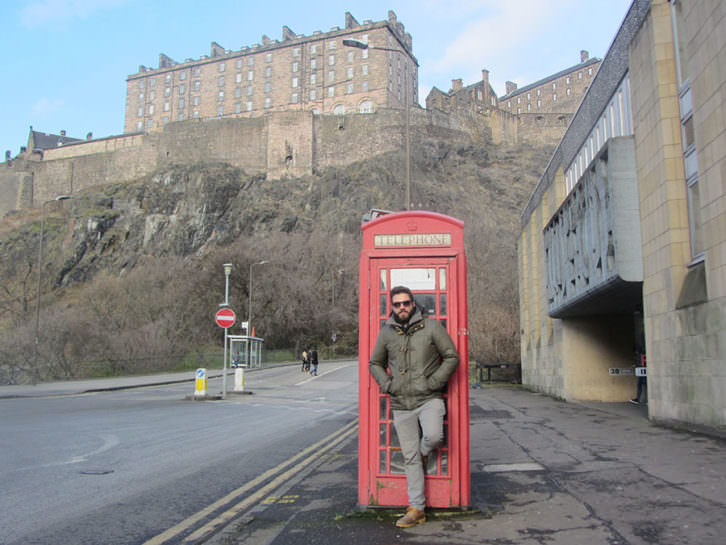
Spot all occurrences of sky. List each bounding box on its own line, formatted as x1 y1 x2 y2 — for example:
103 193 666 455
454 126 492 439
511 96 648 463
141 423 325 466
1 0 634 159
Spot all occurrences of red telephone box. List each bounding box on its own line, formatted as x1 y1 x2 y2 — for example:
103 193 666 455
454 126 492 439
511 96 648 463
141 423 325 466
358 210 470 509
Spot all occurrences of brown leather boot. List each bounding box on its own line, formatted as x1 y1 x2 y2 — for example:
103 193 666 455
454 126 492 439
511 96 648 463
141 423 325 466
396 507 426 528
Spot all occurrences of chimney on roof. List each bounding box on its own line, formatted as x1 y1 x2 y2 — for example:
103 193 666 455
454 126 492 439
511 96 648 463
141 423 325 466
60 130 66 137
505 81 518 95
481 69 490 86
580 50 589 63
282 25 296 41
451 79 463 93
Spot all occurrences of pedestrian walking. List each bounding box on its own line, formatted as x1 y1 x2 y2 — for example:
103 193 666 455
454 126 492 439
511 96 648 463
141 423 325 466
310 348 319 376
369 286 459 528
301 348 308 372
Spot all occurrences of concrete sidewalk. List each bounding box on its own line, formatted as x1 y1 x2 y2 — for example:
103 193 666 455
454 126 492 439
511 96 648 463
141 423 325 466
210 386 726 545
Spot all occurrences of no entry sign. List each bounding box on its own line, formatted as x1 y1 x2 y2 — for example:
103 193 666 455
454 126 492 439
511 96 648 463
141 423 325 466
215 308 236 328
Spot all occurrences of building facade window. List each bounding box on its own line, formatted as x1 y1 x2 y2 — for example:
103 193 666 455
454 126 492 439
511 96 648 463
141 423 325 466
292 92 298 103
292 77 298 88
193 80 200 92
347 67 354 78
311 58 317 69
178 97 185 109
265 97 271 108
310 89 317 100
292 62 299 73
219 62 225 72
217 105 223 116
193 96 200 106
218 90 225 101
266 53 272 63
265 66 272 78
362 64 368 75
329 54 335 66
218 75 225 87
179 71 186 81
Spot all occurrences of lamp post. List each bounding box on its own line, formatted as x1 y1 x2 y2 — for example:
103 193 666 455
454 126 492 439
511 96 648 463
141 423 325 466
221 263 233 398
35 195 72 348
343 39 412 210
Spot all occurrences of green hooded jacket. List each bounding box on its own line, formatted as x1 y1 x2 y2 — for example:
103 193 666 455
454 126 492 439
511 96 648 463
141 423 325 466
369 307 459 411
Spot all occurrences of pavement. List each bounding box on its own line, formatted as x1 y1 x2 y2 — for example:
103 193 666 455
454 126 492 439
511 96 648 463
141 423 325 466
3 371 726 545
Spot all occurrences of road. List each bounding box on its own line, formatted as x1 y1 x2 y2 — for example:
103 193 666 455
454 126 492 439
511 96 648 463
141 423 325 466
0 361 358 545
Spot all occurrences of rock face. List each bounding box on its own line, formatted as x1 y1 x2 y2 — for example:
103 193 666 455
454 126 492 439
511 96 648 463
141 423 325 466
0 135 553 378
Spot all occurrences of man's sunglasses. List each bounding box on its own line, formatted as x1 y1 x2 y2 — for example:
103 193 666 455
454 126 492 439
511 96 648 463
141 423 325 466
392 300 413 309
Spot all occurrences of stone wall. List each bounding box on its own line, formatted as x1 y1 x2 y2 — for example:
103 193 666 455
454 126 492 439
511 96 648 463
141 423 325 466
1 107 475 217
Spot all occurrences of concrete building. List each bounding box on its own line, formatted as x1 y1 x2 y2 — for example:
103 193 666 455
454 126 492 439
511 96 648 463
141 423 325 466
518 0 726 433
123 11 418 133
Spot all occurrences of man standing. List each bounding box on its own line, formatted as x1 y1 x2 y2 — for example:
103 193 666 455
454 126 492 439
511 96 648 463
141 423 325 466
369 286 459 528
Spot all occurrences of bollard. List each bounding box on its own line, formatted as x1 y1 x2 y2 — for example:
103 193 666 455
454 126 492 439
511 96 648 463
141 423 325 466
233 367 245 392
194 368 207 397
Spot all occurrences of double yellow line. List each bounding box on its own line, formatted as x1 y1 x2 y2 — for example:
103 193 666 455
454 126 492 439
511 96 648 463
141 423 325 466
145 418 358 545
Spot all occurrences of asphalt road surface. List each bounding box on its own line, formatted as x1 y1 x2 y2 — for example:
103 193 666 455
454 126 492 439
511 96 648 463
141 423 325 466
0 361 358 545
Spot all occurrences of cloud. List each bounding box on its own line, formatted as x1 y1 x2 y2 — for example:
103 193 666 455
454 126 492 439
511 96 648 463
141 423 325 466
20 0 126 28
429 0 576 74
31 97 65 118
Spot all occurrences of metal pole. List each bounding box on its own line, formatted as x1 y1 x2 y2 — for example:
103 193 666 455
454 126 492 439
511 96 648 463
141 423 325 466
222 263 232 399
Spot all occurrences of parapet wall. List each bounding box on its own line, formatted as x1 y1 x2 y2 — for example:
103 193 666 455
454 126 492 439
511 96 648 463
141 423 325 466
0 108 477 216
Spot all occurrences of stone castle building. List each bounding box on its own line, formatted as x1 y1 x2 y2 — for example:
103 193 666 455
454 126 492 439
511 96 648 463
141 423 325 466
518 0 726 434
2 9 597 217
124 11 418 132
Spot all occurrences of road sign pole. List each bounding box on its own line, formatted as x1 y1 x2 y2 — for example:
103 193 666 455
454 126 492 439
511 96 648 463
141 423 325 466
223 328 228 399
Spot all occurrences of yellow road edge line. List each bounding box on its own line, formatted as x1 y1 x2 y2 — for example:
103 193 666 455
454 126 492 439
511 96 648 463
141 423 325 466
183 422 358 542
143 418 358 545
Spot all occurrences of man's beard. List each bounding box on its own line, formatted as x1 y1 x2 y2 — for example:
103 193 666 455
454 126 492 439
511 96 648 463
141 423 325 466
392 308 413 325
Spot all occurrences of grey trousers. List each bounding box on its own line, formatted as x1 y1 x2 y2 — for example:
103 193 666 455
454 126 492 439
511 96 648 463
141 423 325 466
392 397 446 509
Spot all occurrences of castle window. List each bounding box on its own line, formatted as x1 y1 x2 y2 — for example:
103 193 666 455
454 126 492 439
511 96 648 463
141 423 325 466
347 50 354 62
136 120 143 130
567 88 571 96
179 84 185 94
236 73 242 84
248 57 254 66
150 90 156 100
362 80 368 92
517 107 521 114
165 87 171 97
164 101 170 112
362 64 368 75
360 100 373 113
193 110 199 118
527 93 531 100
507 101 511 108
217 105 223 116
147 119 153 128
138 92 144 101
248 71 254 81
328 86 335 98
193 67 201 77
362 49 368 59
193 80 200 92
311 44 318 54
311 58 317 69
148 104 154 114
163 116 169 124
150 78 156 87
235 87 242 98
247 101 253 111
537 89 541 96
517 97 521 104
218 90 225 101
491 96 495 106
329 54 335 66
180 71 186 81
236 59 243 69
310 89 317 100
347 67 354 78
588 67 593 75
328 39 336 50
578 71 583 79
328 69 335 82
235 102 241 113
553 93 557 101
346 83 354 94
219 63 226 72
292 77 298 88
333 104 345 115
293 47 300 57
292 92 299 103
566 76 571 84
265 66 272 78
311 73 317 85
218 75 225 87
266 53 272 63
537 99 541 108
179 97 185 109
292 62 299 73
140 80 146 89
193 96 200 106
247 85 253 96
265 97 271 108
265 81 271 93
178 112 184 121
527 103 531 111
552 82 557 90
137 107 143 117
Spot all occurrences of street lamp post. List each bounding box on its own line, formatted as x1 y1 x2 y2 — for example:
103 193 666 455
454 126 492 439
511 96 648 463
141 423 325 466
343 39 412 210
221 263 233 398
35 195 72 348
